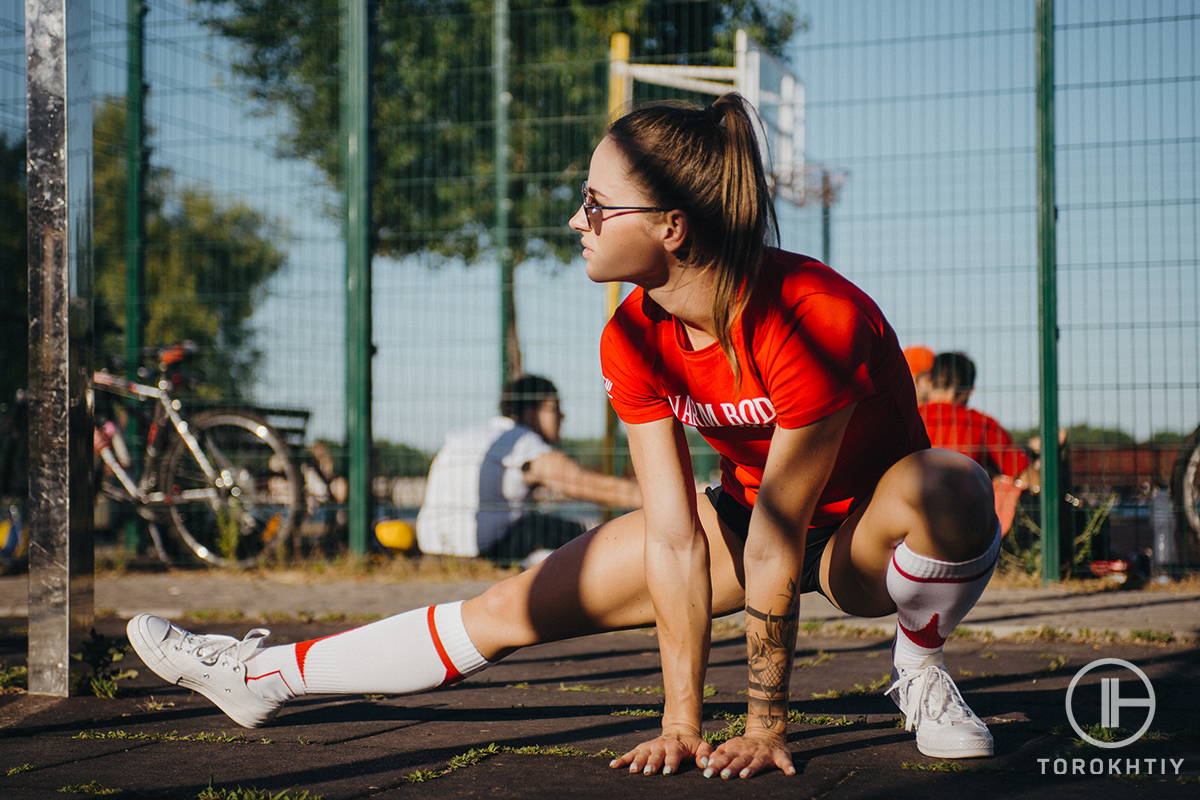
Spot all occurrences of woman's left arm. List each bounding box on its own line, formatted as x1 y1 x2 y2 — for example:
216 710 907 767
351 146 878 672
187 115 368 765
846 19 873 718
704 403 855 779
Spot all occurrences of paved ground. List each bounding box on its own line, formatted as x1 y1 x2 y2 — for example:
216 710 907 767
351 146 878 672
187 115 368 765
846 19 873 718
0 571 1197 798
2 572 1199 640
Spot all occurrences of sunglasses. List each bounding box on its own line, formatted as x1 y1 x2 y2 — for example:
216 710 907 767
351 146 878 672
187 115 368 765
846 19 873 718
580 180 670 235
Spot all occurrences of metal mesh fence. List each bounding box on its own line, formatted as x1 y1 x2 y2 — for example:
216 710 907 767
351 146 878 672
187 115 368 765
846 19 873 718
789 0 1199 572
1 1 1196 572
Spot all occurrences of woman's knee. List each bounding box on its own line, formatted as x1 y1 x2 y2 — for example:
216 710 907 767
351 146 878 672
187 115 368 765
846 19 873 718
894 449 996 555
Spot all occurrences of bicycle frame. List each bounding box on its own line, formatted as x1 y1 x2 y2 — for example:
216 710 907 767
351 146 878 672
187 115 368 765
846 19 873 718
93 371 228 510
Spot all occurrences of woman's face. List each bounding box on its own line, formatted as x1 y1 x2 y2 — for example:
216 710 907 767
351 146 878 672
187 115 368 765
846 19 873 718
568 136 671 286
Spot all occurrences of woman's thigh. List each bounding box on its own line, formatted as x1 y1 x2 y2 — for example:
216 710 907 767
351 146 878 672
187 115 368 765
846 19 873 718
463 492 749 660
816 448 995 619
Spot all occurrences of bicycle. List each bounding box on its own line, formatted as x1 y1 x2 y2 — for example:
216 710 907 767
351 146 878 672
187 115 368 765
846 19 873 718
1171 424 1200 560
92 342 304 568
0 389 27 571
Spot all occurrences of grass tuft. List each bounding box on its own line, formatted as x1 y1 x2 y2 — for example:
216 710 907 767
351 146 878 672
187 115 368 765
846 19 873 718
901 761 966 772
401 742 618 784
71 729 264 744
703 709 855 744
610 708 662 717
71 630 138 699
57 780 120 795
795 650 835 667
6 763 33 776
555 683 717 697
810 672 891 699
1040 653 1068 672
508 744 617 757
952 627 995 642
137 696 175 712
0 662 28 694
197 783 323 800
1072 723 1132 746
790 712 855 727
446 743 503 771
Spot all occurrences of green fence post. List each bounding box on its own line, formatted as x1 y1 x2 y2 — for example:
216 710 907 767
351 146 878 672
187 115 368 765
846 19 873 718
1035 0 1061 584
123 0 146 554
342 0 372 556
820 169 832 265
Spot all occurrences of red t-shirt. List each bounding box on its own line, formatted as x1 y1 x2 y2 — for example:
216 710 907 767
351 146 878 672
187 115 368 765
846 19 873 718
919 402 1030 479
600 249 929 527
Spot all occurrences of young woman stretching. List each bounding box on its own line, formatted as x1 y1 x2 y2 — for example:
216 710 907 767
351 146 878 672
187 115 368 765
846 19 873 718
128 92 1000 780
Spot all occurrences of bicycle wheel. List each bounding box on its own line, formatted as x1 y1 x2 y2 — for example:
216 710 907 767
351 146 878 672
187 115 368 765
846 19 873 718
1171 425 1200 559
159 409 302 568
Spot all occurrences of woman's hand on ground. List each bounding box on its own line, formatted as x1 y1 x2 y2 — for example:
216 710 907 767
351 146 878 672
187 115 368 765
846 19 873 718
698 733 796 779
608 729 712 776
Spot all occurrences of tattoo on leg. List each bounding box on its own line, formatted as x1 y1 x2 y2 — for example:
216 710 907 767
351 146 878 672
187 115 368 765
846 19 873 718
745 579 800 735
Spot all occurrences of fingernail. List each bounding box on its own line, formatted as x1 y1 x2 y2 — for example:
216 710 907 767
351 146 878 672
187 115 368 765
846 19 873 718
629 764 639 773
740 769 750 778
721 769 732 779
787 767 797 776
643 766 653 775
698 756 708 768
609 760 617 768
663 766 673 776
703 768 714 779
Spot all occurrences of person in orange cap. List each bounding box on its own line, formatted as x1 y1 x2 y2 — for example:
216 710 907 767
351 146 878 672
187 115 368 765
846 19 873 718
903 345 935 405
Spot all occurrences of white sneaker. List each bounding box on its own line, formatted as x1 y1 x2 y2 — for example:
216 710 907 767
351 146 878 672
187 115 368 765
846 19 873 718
885 660 994 758
126 614 286 728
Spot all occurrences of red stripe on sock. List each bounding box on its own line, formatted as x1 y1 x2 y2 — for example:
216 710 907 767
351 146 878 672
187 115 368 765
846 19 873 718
426 605 462 684
246 668 295 696
294 633 342 686
891 549 997 584
898 612 946 649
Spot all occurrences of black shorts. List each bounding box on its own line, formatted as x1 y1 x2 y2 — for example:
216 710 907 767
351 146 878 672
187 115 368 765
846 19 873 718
705 486 838 598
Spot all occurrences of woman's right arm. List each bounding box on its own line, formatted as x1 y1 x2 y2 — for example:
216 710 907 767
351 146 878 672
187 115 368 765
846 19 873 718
609 415 714 775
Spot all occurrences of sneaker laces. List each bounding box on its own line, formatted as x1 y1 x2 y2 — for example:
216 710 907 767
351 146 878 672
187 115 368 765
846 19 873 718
885 665 978 733
181 629 271 668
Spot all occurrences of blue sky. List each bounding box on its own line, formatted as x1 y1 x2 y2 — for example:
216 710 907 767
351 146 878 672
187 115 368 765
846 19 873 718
2 1 1196 451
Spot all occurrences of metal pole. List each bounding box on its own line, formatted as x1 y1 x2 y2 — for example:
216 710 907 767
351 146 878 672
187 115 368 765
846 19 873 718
1035 0 1061 584
25 0 94 696
602 32 632 485
342 0 372 555
123 0 146 554
495 0 515 387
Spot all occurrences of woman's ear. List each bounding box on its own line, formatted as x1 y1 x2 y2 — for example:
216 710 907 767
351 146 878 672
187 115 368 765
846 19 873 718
660 209 689 256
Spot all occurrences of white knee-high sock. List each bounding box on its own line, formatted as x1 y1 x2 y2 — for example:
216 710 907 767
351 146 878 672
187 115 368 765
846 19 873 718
886 528 1000 671
243 601 489 699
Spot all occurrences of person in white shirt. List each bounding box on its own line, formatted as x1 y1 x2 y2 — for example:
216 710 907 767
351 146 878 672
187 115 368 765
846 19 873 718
416 374 642 560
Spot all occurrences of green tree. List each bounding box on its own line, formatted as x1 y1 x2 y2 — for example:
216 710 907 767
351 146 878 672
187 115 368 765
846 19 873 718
1064 424 1135 447
194 0 800 375
1145 429 1190 446
92 97 286 399
0 134 26 407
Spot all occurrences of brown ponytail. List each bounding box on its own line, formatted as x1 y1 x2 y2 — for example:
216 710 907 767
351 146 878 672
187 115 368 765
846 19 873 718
607 92 779 384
